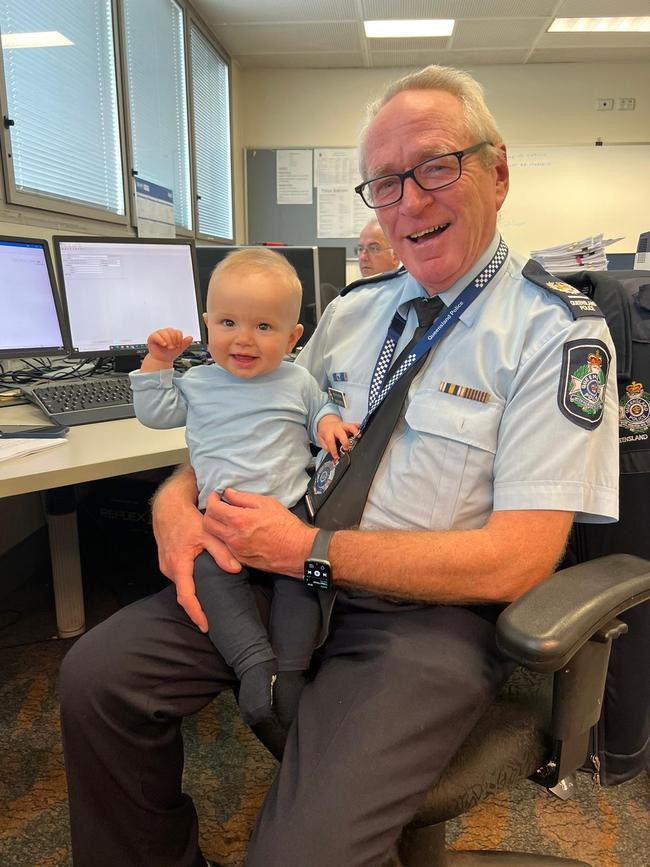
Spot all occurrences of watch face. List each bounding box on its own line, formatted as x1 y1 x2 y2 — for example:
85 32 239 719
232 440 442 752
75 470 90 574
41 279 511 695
305 559 332 591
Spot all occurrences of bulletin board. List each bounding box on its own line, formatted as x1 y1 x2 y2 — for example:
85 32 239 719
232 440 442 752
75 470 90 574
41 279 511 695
246 147 366 258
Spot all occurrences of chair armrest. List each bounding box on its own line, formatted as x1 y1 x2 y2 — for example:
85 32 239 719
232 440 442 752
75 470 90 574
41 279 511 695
496 554 650 672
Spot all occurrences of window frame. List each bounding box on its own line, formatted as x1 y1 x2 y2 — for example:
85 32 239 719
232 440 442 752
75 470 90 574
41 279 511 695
0 0 235 240
186 12 234 244
116 0 195 236
0 0 132 226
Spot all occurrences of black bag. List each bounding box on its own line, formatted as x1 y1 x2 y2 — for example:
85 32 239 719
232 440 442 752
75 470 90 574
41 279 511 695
560 269 650 785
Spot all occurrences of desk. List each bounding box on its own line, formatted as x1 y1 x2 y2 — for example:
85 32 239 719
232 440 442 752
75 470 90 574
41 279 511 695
0 408 188 637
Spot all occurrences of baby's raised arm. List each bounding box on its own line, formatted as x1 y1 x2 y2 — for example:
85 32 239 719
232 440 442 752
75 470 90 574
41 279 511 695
140 328 193 373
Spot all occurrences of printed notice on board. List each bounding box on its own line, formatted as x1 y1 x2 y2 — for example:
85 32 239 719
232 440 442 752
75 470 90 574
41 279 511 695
317 184 368 239
135 177 175 237
276 150 313 204
317 185 355 238
314 148 359 188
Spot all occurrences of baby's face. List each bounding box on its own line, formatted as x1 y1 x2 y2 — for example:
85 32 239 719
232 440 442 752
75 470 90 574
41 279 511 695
203 268 303 379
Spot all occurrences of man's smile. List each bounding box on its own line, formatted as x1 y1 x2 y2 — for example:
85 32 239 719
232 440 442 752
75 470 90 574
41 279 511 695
407 223 450 243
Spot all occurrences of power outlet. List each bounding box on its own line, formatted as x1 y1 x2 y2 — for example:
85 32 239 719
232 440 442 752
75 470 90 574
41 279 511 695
616 97 636 111
596 98 614 111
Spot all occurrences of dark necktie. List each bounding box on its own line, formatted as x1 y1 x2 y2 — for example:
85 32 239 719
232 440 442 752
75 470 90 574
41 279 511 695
312 295 445 530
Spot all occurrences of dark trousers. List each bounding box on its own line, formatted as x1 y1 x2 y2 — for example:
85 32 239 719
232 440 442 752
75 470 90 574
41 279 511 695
59 584 514 867
193 552 322 675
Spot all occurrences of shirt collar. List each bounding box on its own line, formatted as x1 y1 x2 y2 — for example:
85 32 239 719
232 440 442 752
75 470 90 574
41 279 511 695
412 232 508 327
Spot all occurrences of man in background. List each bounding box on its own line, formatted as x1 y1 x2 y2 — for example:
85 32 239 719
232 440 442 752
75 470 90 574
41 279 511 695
357 218 400 277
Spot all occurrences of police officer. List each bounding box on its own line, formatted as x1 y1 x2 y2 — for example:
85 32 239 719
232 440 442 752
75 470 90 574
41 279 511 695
60 65 619 867
356 218 400 277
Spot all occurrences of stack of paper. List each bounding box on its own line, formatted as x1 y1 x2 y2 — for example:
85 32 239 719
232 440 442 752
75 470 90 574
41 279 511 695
0 437 67 463
530 234 623 274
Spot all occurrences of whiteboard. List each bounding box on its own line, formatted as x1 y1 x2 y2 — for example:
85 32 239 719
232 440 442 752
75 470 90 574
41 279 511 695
498 145 649 257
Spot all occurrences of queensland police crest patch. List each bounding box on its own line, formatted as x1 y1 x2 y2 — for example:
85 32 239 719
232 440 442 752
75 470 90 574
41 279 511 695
559 339 611 430
619 381 650 433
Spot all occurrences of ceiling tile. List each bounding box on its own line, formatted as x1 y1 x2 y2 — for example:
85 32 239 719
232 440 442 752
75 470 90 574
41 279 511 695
237 52 365 68
555 0 650 17
363 36 451 51
192 0 358 25
539 31 650 48
362 0 559 19
216 22 361 54
369 48 530 67
453 18 547 49
529 46 650 62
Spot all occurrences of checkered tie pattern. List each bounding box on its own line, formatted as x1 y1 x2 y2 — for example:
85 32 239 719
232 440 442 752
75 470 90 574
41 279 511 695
368 296 443 416
309 239 509 529
367 333 399 411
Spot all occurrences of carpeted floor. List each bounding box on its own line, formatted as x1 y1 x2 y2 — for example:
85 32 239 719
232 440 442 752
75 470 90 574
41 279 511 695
1 572 648 867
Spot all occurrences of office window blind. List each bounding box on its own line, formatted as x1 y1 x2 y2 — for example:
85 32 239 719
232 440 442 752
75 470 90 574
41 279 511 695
123 0 191 230
190 25 232 239
0 0 124 215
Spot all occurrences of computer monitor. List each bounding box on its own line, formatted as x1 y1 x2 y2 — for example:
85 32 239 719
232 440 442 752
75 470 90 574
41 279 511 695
52 237 205 370
635 231 649 270
195 245 343 345
607 253 636 271
0 236 68 359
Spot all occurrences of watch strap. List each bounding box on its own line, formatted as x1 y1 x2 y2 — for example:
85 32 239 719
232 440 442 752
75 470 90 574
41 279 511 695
309 529 334 561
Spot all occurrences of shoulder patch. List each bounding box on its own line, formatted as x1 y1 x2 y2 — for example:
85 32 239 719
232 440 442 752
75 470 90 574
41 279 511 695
522 259 604 319
558 339 611 430
340 265 406 297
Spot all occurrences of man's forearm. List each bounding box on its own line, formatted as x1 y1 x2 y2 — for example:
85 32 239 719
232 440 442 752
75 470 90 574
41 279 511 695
326 510 573 604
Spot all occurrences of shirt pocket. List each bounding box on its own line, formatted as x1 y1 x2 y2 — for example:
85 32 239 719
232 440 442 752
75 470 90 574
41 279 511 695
401 390 502 528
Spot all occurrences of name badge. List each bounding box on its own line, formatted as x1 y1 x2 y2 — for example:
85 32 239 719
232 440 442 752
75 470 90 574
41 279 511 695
327 387 347 408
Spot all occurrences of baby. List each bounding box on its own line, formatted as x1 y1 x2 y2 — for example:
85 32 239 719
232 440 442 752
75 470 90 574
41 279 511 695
130 248 357 750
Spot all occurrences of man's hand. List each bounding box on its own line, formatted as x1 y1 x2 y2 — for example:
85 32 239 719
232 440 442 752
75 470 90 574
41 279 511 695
203 489 317 579
152 467 242 632
317 414 360 460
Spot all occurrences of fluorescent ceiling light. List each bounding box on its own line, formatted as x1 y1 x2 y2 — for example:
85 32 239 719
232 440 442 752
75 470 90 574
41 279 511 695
1 31 73 49
549 17 650 32
364 20 454 39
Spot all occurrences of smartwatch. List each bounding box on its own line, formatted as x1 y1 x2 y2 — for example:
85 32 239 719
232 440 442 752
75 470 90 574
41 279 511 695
304 529 334 591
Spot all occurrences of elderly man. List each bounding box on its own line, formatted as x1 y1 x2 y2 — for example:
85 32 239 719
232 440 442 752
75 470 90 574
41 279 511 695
60 65 618 867
357 218 400 277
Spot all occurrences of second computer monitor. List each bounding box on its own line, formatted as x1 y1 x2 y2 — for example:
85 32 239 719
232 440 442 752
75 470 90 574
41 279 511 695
0 235 68 359
53 237 205 367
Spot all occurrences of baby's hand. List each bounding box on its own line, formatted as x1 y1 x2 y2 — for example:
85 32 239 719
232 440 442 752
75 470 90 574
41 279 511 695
147 328 193 364
317 414 360 460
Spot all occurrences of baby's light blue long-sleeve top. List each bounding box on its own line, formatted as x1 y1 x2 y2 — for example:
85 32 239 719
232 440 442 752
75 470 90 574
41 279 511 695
129 362 338 510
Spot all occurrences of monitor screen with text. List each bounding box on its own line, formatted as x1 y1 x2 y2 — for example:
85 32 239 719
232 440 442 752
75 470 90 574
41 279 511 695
53 238 205 356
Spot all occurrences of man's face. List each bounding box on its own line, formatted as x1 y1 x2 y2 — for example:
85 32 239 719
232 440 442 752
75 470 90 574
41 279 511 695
362 89 509 295
357 223 399 277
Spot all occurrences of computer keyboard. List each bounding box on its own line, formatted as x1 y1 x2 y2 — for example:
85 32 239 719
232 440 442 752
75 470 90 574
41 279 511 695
29 375 135 426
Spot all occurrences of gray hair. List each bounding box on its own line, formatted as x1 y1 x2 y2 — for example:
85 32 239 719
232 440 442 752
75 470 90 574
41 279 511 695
359 65 504 178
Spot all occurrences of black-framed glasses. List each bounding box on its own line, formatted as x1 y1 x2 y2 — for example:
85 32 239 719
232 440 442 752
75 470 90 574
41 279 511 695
355 141 492 209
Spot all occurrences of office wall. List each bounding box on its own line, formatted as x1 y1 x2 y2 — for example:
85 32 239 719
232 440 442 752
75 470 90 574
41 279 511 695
241 62 650 148
239 61 649 281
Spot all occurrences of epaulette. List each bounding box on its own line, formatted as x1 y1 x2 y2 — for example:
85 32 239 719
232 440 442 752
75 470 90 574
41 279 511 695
340 266 406 297
522 259 604 319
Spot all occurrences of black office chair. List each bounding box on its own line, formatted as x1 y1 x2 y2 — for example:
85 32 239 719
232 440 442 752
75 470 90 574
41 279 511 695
397 553 650 866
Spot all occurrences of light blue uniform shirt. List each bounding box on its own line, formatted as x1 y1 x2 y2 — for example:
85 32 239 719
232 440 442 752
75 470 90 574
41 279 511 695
296 234 619 532
130 362 338 510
